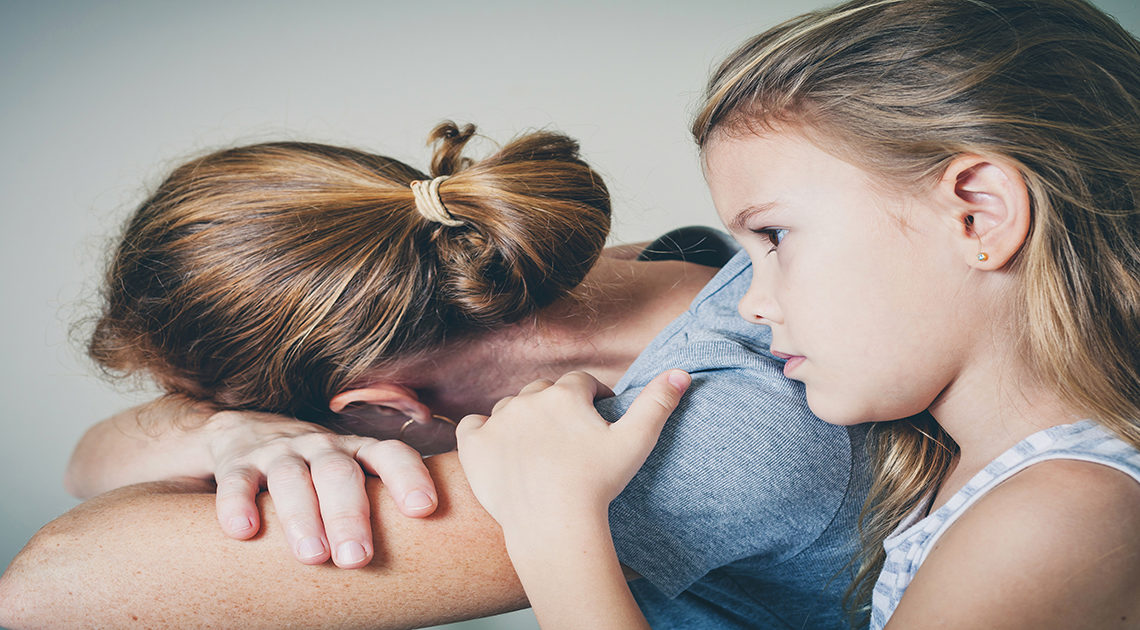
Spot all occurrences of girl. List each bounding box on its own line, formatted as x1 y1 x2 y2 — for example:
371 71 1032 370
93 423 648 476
456 0 1140 628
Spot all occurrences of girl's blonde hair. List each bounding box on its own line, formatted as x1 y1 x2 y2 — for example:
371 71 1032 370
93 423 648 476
693 0 1140 623
89 122 611 421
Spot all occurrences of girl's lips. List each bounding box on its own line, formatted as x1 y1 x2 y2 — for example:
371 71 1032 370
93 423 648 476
770 350 805 376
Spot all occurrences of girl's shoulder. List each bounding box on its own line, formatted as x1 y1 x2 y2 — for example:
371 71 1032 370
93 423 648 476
888 457 1140 629
967 456 1140 543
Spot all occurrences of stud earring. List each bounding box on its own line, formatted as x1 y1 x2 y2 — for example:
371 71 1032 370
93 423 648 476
965 216 988 262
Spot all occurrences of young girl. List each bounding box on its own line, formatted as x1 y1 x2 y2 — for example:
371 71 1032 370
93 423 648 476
455 0 1140 628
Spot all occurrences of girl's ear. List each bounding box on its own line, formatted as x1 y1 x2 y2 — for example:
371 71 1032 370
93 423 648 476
935 155 1031 269
328 383 432 423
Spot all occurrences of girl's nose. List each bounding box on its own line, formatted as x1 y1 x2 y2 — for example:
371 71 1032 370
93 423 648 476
737 265 782 325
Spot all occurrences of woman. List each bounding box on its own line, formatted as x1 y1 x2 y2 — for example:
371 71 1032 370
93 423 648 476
15 122 866 629
68 120 716 565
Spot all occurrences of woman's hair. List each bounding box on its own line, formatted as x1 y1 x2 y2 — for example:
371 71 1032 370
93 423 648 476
693 0 1140 623
89 122 611 421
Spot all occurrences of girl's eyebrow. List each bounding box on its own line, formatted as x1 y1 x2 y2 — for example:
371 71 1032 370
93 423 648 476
729 201 780 231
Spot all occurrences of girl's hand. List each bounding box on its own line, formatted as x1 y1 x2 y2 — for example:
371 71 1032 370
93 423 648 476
455 370 688 630
455 369 691 534
204 410 439 568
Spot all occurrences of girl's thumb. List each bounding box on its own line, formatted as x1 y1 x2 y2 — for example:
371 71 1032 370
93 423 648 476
613 370 691 447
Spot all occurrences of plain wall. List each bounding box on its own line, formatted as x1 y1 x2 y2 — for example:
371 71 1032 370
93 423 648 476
2 2 1137 628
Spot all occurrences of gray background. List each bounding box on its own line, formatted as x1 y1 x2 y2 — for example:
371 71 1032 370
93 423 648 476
2 1 1137 628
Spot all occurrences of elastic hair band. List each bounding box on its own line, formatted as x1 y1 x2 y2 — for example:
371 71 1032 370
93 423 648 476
410 176 463 227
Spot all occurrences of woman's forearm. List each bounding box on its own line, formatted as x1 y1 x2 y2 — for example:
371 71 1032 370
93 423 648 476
0 460 528 630
64 398 215 498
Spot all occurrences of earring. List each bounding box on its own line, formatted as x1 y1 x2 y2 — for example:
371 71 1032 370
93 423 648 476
397 418 416 440
397 414 456 440
965 216 988 262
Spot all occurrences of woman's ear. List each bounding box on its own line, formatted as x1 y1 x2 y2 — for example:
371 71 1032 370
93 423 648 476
329 383 432 423
935 155 1031 269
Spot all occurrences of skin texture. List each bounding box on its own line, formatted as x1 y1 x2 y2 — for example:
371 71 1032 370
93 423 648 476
0 454 529 630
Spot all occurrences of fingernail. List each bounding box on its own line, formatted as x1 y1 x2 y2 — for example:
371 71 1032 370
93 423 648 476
297 536 326 560
667 371 691 391
404 490 434 511
336 541 367 565
228 516 253 533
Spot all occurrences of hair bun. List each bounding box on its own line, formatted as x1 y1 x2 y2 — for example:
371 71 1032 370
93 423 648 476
426 126 612 326
428 121 477 176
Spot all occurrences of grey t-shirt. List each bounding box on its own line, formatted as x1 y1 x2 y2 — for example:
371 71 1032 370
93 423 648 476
598 249 870 629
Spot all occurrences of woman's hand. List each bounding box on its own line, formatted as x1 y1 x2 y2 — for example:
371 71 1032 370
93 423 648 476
204 410 439 568
455 369 690 535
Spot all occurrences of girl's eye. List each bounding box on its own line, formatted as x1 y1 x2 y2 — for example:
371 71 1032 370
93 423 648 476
754 228 788 251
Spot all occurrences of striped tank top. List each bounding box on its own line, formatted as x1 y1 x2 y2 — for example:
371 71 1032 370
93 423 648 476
869 420 1140 630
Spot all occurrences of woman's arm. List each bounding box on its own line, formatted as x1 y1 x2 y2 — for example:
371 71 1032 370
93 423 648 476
64 397 216 498
0 455 528 630
456 370 690 630
0 373 684 629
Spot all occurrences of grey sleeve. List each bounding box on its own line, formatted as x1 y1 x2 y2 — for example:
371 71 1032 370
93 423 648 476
597 360 854 598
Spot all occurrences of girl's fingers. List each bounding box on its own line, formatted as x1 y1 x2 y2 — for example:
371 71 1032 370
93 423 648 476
265 455 330 565
356 440 438 518
214 465 263 540
551 370 616 402
456 413 488 439
612 370 691 451
516 378 555 396
490 395 514 415
308 445 373 569
489 378 555 415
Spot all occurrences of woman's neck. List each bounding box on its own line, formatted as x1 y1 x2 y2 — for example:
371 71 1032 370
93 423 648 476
406 253 720 420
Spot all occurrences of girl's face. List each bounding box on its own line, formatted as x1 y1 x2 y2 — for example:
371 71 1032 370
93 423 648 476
705 130 972 425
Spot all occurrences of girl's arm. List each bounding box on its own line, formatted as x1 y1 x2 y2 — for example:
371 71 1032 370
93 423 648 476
885 459 1140 629
456 370 691 630
65 398 441 568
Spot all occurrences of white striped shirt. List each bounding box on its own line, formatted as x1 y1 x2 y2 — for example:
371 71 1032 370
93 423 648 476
870 420 1140 629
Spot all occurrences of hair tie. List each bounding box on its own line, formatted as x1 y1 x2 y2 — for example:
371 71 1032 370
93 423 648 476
410 176 463 227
